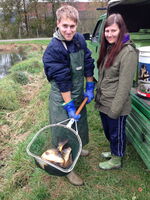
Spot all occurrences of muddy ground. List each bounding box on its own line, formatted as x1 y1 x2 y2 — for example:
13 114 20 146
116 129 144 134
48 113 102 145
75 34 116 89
0 43 44 53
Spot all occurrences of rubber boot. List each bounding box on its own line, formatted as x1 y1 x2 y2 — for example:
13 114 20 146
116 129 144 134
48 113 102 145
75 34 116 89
66 171 84 186
80 149 89 157
101 152 111 159
99 155 121 170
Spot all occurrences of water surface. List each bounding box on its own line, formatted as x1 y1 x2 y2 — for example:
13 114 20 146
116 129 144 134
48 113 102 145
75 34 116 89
0 52 25 79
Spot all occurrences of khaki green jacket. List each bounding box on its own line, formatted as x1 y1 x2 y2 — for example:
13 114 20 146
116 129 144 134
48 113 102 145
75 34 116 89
95 41 138 119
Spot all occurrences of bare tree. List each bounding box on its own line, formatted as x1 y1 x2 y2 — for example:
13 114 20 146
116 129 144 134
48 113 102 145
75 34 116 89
28 0 41 37
46 0 61 34
0 0 30 38
0 0 107 39
22 0 29 36
0 0 15 38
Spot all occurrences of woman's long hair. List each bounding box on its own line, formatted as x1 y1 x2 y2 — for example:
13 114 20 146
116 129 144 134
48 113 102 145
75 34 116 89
97 13 128 68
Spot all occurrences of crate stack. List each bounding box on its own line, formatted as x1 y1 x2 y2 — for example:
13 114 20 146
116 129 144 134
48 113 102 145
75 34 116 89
126 89 150 170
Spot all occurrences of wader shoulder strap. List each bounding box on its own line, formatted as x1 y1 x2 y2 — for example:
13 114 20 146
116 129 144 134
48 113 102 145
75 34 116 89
62 41 67 50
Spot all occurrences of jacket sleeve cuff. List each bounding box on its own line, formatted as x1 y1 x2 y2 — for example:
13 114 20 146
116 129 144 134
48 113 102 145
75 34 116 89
56 82 72 92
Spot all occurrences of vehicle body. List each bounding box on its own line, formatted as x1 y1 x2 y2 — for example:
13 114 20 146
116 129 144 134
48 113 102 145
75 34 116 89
88 0 150 169
91 0 150 80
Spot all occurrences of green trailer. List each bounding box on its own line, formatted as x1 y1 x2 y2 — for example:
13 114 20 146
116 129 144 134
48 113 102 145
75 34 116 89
87 0 150 169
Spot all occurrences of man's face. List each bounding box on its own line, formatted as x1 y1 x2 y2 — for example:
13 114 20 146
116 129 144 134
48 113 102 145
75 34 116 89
57 17 77 41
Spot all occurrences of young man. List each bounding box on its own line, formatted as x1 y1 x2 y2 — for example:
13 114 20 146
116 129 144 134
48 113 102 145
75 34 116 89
43 5 95 186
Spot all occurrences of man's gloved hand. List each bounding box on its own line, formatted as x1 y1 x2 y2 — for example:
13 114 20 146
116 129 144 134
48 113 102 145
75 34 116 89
63 100 81 121
84 82 95 104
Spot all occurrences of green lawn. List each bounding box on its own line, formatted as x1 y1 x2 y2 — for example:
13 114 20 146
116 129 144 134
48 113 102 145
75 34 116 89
0 40 149 200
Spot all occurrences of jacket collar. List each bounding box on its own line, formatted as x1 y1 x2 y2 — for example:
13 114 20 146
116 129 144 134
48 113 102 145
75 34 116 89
53 28 66 41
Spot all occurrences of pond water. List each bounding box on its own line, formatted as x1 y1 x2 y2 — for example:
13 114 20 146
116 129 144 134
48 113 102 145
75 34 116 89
0 52 25 79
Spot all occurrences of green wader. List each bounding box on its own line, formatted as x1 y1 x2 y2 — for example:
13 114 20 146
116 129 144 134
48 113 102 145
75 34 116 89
49 49 89 147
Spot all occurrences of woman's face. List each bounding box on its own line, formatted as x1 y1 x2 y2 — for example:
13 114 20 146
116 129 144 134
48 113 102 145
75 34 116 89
105 23 120 44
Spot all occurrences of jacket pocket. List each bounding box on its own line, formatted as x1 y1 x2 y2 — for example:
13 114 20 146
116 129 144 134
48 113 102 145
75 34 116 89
105 63 119 78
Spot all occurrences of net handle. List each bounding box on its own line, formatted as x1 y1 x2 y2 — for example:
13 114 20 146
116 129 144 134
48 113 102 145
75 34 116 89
66 97 88 129
76 97 88 115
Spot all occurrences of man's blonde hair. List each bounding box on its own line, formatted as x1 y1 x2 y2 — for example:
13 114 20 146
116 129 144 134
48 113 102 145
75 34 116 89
56 5 79 24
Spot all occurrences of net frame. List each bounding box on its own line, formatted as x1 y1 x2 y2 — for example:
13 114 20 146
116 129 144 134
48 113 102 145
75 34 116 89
26 118 82 176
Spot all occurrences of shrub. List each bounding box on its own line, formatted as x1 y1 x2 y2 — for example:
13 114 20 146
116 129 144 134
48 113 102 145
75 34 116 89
10 71 29 85
9 57 43 74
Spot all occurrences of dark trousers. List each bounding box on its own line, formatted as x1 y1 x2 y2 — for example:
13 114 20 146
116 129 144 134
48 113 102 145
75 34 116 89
100 112 127 157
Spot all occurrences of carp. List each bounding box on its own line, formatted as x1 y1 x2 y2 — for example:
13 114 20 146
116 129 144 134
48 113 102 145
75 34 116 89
41 148 64 167
41 139 73 168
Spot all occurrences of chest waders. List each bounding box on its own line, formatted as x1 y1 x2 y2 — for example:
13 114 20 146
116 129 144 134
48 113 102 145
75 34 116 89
49 49 89 147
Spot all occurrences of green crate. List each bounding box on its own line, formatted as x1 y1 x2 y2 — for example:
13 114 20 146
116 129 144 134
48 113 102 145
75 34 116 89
126 120 150 154
129 109 150 129
126 115 150 145
126 103 150 170
131 90 150 119
126 127 150 170
126 118 150 145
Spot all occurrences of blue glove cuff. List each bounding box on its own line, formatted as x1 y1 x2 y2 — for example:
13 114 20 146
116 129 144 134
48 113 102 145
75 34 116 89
62 99 74 107
84 82 95 104
86 82 95 90
63 100 80 121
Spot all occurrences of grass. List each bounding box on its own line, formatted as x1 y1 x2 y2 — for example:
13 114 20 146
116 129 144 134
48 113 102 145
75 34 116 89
0 40 150 200
9 57 43 74
0 78 22 110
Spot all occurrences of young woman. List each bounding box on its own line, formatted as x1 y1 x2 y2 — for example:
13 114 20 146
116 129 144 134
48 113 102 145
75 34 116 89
95 13 138 170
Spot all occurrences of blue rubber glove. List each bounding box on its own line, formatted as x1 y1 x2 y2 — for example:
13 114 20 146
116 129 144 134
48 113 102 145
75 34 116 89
63 100 81 121
84 82 95 104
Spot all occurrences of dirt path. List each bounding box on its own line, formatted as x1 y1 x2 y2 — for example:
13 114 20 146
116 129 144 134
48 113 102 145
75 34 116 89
0 38 50 43
0 43 43 52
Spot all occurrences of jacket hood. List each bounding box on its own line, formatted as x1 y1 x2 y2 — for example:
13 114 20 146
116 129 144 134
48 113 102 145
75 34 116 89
107 34 136 53
124 39 137 50
53 28 66 41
